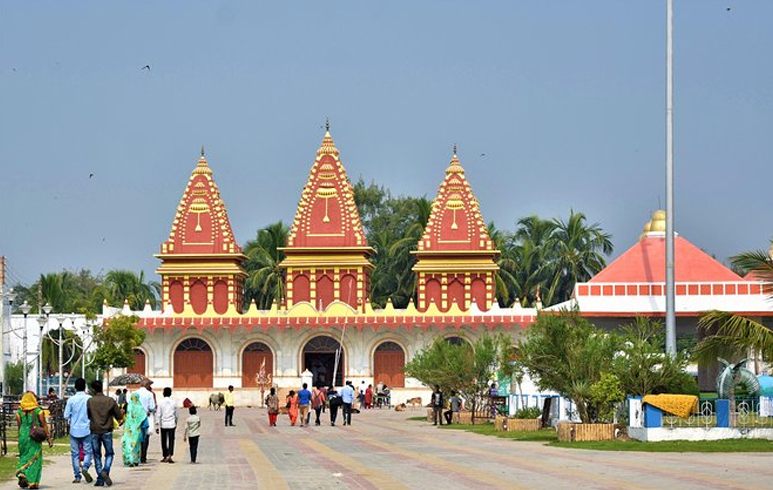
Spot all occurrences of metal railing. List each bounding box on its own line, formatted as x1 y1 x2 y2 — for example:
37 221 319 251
660 397 773 429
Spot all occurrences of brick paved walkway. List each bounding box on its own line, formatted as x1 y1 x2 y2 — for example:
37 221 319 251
3 407 772 489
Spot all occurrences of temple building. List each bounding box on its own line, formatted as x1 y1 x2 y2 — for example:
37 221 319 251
98 130 771 406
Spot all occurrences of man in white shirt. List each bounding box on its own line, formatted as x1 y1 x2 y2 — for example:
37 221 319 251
134 378 156 464
156 387 178 463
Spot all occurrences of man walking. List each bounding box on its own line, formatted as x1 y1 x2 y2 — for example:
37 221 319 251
432 385 444 426
327 386 341 426
87 380 123 487
298 383 312 427
224 385 235 426
156 387 178 463
134 378 156 464
64 377 93 484
340 381 355 426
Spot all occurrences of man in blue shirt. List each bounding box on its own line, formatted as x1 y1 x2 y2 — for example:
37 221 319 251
340 381 355 426
64 378 93 484
298 383 312 427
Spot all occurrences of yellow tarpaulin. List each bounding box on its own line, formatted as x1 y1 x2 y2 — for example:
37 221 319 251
642 394 699 419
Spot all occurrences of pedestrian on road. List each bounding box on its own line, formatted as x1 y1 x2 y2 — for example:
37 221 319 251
365 384 374 409
444 391 463 425
265 387 279 426
286 390 299 426
87 380 123 487
298 383 312 427
183 406 201 464
134 378 156 464
358 381 366 410
15 392 52 489
432 385 444 426
341 381 355 426
311 386 326 426
327 386 341 426
224 385 235 426
121 393 146 467
64 378 94 484
156 387 178 463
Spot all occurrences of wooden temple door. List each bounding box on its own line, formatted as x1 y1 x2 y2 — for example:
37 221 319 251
242 342 273 388
126 349 146 376
373 341 405 388
174 338 213 388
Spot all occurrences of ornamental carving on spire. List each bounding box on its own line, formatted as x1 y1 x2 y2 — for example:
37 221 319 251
160 152 241 255
286 131 367 248
418 151 494 252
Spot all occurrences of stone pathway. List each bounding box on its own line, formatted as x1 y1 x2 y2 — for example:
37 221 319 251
3 407 772 489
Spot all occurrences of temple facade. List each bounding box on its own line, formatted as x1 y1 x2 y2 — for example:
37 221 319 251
131 131 532 405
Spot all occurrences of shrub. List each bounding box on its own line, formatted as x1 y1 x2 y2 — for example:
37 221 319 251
514 406 542 419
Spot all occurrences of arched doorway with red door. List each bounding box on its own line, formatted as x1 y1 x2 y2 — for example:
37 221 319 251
373 341 405 388
173 338 214 388
302 335 345 387
126 349 146 377
241 341 274 388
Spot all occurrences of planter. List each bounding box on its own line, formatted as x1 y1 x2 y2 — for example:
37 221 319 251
495 415 507 431
507 418 541 432
557 423 616 442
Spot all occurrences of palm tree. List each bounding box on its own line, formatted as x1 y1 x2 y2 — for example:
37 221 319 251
695 247 773 363
243 221 289 310
103 270 161 310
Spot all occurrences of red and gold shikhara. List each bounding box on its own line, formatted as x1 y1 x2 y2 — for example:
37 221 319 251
413 148 499 313
155 149 246 316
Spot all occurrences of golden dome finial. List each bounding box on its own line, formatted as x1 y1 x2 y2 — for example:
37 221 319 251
317 123 339 156
641 209 666 237
446 145 464 175
193 147 212 175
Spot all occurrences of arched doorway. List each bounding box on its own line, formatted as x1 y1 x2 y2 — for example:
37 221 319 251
242 342 273 388
445 336 468 346
303 336 344 387
174 338 213 388
373 341 405 388
127 349 145 376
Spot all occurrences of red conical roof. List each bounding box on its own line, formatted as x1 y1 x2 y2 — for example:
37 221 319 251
160 151 241 255
286 131 367 248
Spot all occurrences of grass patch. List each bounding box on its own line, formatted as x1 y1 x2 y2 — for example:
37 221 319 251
0 436 73 482
406 416 428 421
550 438 773 452
438 422 558 442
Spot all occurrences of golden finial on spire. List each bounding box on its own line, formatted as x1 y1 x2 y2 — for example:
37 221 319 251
446 144 464 175
317 121 339 156
194 146 212 175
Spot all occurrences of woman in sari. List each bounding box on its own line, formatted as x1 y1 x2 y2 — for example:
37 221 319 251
364 385 374 409
286 390 299 426
121 393 146 467
15 392 52 489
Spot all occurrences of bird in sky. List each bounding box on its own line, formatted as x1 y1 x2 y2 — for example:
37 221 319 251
141 65 151 71
89 173 94 179
480 153 486 157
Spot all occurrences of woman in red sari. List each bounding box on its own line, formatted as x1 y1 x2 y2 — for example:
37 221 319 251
286 390 299 426
364 385 374 409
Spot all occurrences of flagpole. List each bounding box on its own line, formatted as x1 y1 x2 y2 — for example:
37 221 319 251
665 0 677 356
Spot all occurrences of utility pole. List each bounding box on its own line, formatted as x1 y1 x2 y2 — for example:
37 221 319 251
665 0 677 356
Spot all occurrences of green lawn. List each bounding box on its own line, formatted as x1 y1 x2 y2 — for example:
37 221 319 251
418 419 773 452
0 436 73 482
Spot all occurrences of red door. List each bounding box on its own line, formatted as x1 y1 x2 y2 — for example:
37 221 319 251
173 339 213 388
127 350 145 376
242 343 273 388
373 342 405 388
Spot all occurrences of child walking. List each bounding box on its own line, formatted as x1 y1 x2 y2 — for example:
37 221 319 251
183 406 201 464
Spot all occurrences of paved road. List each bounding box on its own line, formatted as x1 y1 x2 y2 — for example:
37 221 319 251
3 407 772 489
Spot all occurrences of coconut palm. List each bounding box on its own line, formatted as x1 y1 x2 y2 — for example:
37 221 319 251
102 270 161 310
695 247 773 362
243 221 289 310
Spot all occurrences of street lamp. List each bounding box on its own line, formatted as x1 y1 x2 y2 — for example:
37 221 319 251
40 304 52 396
56 314 67 398
36 315 47 398
1 288 17 395
19 300 32 393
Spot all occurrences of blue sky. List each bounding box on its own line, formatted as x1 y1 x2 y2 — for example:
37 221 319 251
1 0 771 286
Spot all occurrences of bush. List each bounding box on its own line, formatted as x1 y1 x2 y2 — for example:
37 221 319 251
514 406 542 419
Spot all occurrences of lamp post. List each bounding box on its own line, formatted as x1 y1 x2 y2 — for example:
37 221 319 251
56 314 67 398
1 288 17 395
41 304 52 396
20 300 32 393
36 315 47 398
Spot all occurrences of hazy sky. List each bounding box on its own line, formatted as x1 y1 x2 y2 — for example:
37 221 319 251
1 0 771 287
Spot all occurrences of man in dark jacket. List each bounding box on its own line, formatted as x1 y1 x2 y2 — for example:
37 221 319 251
87 380 123 487
432 385 444 425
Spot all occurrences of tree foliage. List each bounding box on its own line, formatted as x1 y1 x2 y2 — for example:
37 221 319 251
243 221 289 309
92 315 146 377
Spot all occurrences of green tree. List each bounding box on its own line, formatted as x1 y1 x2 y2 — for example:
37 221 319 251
92 315 146 384
588 372 625 423
613 317 697 397
102 270 160 310
243 221 289 309
5 360 25 395
517 310 619 423
694 247 773 363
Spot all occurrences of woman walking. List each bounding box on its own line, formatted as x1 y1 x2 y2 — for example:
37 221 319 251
265 387 279 426
311 386 326 426
364 385 374 409
15 392 52 489
286 390 299 426
121 393 147 467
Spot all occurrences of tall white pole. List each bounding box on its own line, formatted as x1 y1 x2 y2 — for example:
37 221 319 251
22 313 28 393
665 0 677 356
58 320 64 398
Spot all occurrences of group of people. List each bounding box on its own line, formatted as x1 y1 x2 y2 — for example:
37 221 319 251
264 380 360 427
431 385 464 426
